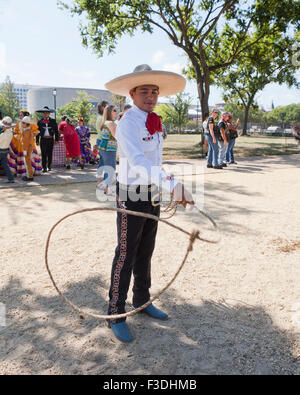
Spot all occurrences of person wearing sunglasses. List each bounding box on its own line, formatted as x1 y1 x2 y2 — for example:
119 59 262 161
206 109 223 169
97 104 118 195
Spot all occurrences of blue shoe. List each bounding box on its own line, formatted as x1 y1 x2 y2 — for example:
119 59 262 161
141 304 169 320
110 322 133 343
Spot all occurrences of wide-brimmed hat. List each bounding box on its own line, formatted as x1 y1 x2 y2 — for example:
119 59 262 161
20 116 36 125
105 64 186 97
36 106 55 113
0 116 16 129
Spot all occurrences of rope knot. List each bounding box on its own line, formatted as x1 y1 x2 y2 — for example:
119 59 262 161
188 230 200 252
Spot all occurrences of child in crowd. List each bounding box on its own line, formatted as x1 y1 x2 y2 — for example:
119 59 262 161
93 145 100 163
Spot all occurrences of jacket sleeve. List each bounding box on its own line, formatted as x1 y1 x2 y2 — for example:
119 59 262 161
36 121 42 144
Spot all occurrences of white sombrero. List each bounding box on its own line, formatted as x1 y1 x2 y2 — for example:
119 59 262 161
105 64 186 97
19 116 36 125
0 116 16 129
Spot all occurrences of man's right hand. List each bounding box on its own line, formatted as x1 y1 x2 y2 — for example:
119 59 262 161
173 183 195 209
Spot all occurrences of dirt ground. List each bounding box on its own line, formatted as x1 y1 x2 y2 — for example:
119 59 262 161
0 155 300 375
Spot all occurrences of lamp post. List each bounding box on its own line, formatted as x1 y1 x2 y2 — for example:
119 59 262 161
53 88 57 120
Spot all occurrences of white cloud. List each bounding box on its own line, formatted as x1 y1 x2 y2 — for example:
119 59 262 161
163 62 184 74
152 50 165 65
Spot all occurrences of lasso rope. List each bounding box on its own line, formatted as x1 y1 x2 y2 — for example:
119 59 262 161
45 205 219 320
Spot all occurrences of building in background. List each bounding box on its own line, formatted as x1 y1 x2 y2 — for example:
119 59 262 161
27 86 112 114
13 84 45 110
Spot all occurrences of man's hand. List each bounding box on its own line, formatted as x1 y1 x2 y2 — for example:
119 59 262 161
173 183 195 209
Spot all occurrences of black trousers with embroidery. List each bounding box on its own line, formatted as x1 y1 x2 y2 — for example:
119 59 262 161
40 138 54 170
108 183 160 324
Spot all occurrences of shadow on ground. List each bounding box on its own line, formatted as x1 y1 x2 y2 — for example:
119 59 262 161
0 277 299 375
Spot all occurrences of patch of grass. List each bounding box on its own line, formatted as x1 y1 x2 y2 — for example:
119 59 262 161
162 134 299 159
90 134 299 160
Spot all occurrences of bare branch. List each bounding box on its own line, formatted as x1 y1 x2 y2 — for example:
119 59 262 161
199 0 236 44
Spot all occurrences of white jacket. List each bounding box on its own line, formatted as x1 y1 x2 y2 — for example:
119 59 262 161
116 104 178 192
0 128 13 150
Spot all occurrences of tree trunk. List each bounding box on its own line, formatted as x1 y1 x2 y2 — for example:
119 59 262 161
197 79 210 120
242 104 251 135
242 94 256 135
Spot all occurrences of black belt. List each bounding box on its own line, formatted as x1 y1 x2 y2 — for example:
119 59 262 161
118 183 155 192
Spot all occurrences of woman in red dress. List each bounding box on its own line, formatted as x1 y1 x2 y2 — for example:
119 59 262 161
58 116 84 169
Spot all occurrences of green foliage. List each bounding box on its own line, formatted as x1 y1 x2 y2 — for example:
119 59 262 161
60 0 300 116
265 103 300 125
224 101 266 125
56 91 95 124
111 94 127 111
218 31 300 133
155 92 192 132
0 76 20 120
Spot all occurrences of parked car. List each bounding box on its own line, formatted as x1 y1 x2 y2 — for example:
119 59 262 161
283 128 293 137
265 126 283 135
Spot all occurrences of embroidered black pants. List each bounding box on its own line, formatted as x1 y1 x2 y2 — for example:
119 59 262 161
108 183 160 324
40 138 54 170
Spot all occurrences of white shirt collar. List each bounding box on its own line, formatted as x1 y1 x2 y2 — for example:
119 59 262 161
132 104 148 120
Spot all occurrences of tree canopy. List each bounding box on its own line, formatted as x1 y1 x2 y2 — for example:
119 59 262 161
155 92 192 132
266 103 300 125
217 32 300 133
56 91 95 123
0 76 20 120
59 0 300 116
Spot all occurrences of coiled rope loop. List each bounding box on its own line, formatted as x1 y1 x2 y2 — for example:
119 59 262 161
45 205 219 320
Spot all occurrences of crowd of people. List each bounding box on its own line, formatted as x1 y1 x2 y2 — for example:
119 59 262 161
1 103 299 185
203 109 240 169
0 106 102 183
0 102 137 185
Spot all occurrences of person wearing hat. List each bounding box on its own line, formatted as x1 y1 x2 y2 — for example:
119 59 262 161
105 64 194 343
36 106 59 173
0 117 16 183
18 116 41 182
14 111 42 179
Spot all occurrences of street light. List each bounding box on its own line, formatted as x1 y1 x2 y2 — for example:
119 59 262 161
53 88 57 119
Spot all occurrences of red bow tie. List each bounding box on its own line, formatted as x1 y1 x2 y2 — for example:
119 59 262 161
42 119 50 125
146 112 162 135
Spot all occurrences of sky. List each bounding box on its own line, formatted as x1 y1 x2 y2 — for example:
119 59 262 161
0 0 299 110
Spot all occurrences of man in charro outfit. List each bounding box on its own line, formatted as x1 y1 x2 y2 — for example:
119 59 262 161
104 65 195 343
36 106 59 173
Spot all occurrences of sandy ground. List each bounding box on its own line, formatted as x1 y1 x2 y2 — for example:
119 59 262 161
0 155 300 375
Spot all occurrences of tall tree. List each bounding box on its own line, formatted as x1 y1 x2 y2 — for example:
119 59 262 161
111 94 127 111
218 33 300 134
266 103 300 126
0 76 20 119
156 92 192 132
59 0 300 117
56 91 95 123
